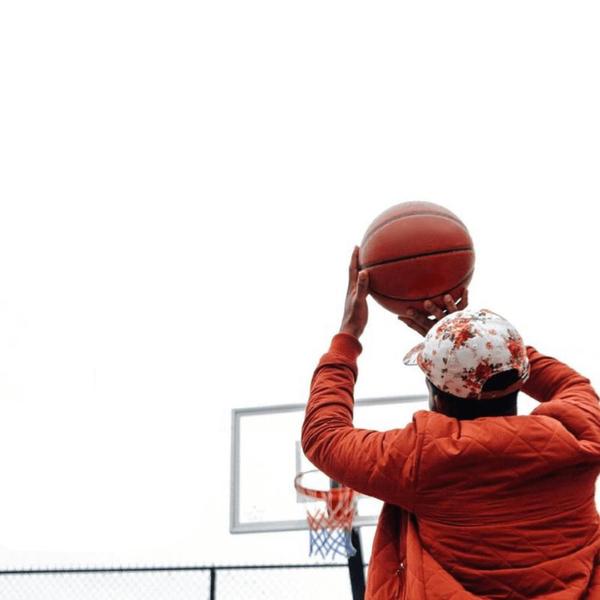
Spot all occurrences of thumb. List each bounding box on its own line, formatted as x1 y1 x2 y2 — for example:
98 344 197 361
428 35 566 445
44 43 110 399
357 270 369 294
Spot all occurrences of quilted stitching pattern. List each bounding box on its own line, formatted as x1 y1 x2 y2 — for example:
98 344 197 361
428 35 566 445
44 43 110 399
364 405 600 598
368 411 600 600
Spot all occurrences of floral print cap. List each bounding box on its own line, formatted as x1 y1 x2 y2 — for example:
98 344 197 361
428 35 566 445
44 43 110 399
403 308 530 400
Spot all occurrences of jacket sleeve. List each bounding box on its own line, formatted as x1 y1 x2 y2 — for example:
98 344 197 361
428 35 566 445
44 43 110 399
301 332 420 511
523 346 600 440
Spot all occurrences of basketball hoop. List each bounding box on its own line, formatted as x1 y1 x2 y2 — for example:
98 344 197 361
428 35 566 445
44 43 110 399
294 470 358 559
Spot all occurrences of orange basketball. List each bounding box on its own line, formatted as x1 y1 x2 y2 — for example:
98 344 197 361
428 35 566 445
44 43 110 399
359 201 475 316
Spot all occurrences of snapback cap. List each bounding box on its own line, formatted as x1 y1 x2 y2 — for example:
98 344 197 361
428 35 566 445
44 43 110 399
403 308 529 400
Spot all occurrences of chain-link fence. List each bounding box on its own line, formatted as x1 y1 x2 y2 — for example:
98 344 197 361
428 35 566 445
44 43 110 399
0 563 367 599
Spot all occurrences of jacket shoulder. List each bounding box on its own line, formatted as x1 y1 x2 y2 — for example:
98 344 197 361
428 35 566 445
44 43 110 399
417 410 600 475
531 387 600 449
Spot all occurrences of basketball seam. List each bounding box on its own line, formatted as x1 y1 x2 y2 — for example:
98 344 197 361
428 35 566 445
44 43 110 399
361 211 468 246
361 247 474 269
370 268 474 302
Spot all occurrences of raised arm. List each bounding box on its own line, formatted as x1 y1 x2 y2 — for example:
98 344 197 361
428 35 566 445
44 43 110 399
523 346 598 406
301 246 467 508
301 332 421 510
524 346 600 441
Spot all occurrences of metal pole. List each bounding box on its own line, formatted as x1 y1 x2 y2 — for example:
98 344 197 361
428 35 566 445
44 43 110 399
330 480 365 600
209 567 216 600
348 528 366 600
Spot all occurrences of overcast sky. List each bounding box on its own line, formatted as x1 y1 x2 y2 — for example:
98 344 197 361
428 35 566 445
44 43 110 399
1 0 599 582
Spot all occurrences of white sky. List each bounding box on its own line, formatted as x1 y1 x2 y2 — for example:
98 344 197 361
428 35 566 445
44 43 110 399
0 0 599 573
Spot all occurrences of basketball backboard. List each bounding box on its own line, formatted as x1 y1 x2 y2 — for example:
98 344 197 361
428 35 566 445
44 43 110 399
230 395 428 534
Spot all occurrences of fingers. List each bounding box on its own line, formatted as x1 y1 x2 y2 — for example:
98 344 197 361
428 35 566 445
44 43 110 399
424 299 445 320
356 269 369 297
428 289 469 315
350 246 359 274
348 246 359 291
400 300 446 337
457 287 469 309
398 289 470 337
443 294 458 313
398 316 428 336
406 308 433 330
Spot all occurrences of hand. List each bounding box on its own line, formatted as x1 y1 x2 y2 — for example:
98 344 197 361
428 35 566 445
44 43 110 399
398 288 469 337
339 246 369 339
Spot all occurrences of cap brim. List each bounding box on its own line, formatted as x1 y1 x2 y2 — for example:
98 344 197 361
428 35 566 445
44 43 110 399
403 342 424 366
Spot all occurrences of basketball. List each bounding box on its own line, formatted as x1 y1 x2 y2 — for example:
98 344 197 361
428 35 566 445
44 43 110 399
359 201 475 316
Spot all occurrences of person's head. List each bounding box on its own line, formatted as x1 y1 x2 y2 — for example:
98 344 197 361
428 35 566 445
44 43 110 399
403 308 529 420
426 368 520 419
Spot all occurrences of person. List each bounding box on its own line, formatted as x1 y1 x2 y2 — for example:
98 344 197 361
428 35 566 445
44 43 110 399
301 246 600 599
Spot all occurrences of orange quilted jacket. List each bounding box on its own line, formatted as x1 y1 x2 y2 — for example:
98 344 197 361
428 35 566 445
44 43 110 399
301 333 600 599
